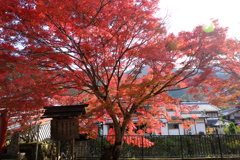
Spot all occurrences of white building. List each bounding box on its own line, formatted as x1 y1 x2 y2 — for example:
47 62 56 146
160 112 207 135
100 101 221 135
221 107 240 125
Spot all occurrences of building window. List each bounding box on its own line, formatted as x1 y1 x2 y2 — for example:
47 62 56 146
206 112 218 118
168 124 179 129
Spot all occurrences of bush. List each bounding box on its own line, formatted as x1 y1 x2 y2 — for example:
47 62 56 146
223 122 240 134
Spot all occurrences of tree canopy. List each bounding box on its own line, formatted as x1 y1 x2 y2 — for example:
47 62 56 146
0 0 239 159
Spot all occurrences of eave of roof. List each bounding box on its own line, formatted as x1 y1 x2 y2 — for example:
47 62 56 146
41 104 87 118
221 107 240 116
180 101 221 112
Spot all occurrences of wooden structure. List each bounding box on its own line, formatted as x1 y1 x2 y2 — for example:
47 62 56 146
41 104 87 119
41 104 87 160
51 118 79 141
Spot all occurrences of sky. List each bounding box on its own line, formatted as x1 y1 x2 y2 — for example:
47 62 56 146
158 0 240 38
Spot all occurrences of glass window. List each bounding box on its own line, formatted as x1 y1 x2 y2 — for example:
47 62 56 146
168 124 179 129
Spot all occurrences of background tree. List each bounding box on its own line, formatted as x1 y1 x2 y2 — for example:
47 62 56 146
0 0 239 159
223 122 240 134
199 40 240 107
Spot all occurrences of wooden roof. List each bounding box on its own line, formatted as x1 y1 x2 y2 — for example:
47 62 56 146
41 104 87 118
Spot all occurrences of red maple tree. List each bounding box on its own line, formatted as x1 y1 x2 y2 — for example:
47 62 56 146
202 49 240 107
0 0 239 159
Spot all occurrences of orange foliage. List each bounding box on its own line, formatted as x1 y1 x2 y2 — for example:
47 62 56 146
0 0 239 158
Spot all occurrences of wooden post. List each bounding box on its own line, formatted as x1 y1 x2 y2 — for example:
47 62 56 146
35 125 40 160
71 139 75 160
56 140 60 160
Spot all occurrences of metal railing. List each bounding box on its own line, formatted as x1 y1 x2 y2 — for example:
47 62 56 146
75 135 240 159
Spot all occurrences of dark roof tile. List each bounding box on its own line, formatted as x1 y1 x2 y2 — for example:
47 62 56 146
41 104 87 118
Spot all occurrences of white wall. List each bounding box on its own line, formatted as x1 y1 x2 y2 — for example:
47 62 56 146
161 125 168 135
102 118 206 136
160 119 206 135
103 124 108 135
168 129 180 135
195 123 206 134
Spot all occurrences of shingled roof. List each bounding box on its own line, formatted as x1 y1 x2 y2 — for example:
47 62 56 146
221 107 240 116
41 104 87 118
180 101 221 112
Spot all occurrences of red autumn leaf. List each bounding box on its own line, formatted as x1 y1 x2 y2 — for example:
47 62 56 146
0 1 239 159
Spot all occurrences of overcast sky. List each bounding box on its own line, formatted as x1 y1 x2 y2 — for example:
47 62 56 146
158 0 240 38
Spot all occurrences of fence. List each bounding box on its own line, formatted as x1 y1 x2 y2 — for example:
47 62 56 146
75 135 240 159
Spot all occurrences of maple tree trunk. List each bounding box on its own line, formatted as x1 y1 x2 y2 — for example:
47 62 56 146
0 109 8 155
100 131 123 160
99 141 123 160
112 140 123 160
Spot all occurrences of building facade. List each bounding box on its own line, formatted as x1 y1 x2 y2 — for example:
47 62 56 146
100 101 221 135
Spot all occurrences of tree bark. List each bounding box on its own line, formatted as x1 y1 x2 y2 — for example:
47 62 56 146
99 126 124 160
99 140 123 160
112 141 122 160
0 109 8 155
